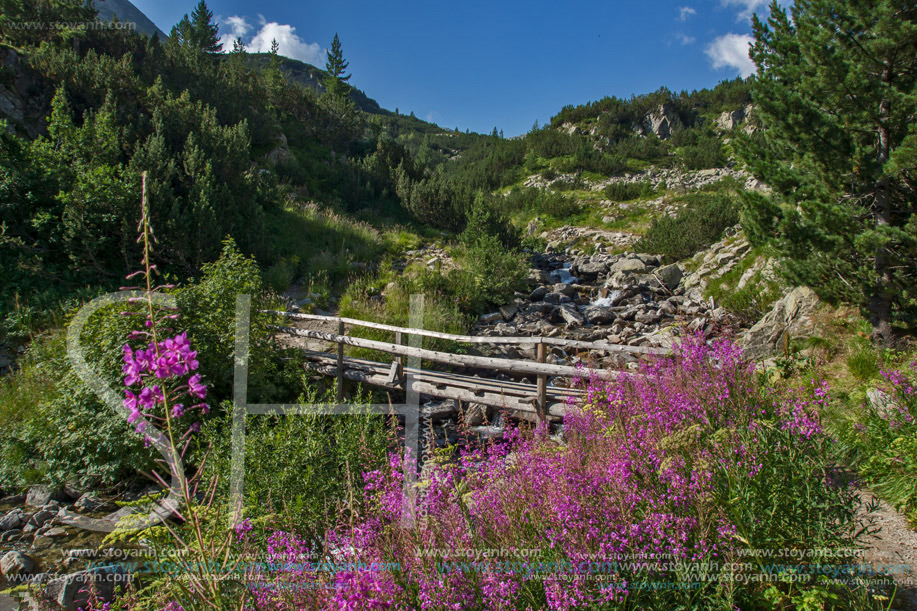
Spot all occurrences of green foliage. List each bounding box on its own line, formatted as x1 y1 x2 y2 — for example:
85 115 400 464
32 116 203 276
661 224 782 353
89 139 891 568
0 241 301 488
203 389 389 535
677 133 726 170
603 180 656 201
635 193 739 260
737 0 917 341
706 255 782 325
845 339 881 383
835 355 917 519
461 233 529 307
323 32 351 99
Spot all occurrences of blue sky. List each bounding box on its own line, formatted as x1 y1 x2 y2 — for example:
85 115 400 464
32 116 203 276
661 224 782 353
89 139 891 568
130 0 771 136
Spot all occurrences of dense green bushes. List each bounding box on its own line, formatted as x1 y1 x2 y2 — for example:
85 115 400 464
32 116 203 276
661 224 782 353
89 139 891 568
0 241 302 489
635 193 739 260
604 180 656 201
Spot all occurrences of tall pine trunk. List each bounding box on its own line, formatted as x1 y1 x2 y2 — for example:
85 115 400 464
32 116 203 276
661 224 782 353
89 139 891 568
870 83 894 346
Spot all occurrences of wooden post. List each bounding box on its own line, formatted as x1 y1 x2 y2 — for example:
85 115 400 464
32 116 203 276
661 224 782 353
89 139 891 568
395 331 403 368
336 320 345 402
536 341 547 422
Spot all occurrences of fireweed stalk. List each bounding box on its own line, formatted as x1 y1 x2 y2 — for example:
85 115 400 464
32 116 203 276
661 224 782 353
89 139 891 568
115 174 240 609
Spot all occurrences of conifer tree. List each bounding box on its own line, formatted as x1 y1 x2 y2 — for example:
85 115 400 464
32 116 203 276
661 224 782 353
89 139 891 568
190 0 221 53
323 33 351 99
739 0 917 344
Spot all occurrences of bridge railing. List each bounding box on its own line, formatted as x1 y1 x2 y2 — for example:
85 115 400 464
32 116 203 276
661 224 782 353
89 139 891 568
261 309 666 420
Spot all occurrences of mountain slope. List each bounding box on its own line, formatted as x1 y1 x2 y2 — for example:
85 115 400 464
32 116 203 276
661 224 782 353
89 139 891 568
92 0 168 40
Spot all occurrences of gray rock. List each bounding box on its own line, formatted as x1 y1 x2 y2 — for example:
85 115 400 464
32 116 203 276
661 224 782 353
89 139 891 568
609 258 647 275
0 509 23 531
44 565 128 609
866 388 900 419
25 485 67 508
576 260 607 277
0 551 34 578
741 287 820 358
27 510 56 528
499 304 518 322
529 286 549 301
479 312 503 325
641 103 682 140
73 494 109 513
527 269 552 286
553 283 576 297
655 264 683 290
543 292 572 305
584 306 616 326
558 305 585 329
0 529 22 542
421 400 458 422
463 402 495 427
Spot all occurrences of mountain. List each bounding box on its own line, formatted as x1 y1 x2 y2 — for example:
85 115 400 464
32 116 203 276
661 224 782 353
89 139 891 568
91 0 168 40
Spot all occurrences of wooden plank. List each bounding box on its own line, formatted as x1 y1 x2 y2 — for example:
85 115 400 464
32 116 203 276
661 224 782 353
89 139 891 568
336 320 345 402
536 342 547 422
262 310 667 355
277 325 590 378
300 350 588 398
305 359 569 417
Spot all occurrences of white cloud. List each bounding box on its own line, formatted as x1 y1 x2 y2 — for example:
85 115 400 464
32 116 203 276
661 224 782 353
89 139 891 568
721 0 768 21
705 33 756 77
676 33 696 45
217 14 325 65
678 6 697 21
217 15 252 50
249 21 324 64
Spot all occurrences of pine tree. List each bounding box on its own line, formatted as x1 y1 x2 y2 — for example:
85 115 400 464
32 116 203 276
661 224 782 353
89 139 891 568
190 0 222 53
323 32 351 99
738 0 917 344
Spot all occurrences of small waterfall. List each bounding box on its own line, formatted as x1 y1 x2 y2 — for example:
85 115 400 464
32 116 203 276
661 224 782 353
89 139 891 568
550 263 577 284
589 291 621 308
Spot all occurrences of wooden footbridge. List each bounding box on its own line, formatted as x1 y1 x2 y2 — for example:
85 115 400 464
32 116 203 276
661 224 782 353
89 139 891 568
264 310 667 421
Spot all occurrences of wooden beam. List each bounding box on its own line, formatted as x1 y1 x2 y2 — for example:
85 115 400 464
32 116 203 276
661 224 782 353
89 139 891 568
536 342 547 422
336 320 344 402
277 325 601 378
262 310 667 355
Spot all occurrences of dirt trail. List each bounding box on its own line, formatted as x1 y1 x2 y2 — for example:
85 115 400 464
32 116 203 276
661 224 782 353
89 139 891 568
858 492 917 610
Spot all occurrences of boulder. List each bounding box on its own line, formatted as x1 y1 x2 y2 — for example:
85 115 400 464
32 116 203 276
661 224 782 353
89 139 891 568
584 306 616 326
558 305 585 329
0 529 22 542
642 103 682 140
543 292 572 305
715 107 746 131
26 485 68 508
655 264 683 290
741 287 820 358
529 286 549 302
479 312 503 325
0 509 23 531
575 259 608 277
44 565 128 610
463 402 495 427
609 258 647 275
73 494 109 513
27 509 56 529
0 551 34 578
499 304 518 322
